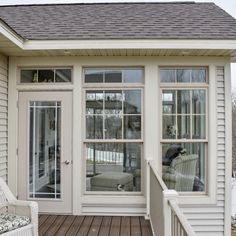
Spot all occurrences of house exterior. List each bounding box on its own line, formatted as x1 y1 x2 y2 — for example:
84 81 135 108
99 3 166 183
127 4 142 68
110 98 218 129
0 2 235 235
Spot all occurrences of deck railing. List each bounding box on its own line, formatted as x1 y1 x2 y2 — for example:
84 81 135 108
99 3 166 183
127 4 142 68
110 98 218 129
147 160 197 236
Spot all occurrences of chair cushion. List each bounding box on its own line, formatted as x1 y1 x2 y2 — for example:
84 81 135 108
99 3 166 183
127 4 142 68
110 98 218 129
91 172 133 189
0 213 30 234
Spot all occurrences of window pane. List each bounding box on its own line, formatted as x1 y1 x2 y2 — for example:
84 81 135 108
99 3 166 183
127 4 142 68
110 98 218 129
123 69 143 83
21 70 37 83
163 115 176 139
177 69 191 83
86 115 103 139
162 90 176 114
55 69 71 82
105 71 122 83
86 91 103 114
162 143 205 192
192 69 206 83
124 115 141 139
105 115 122 139
177 90 190 114
29 101 61 198
192 90 206 114
192 115 206 139
124 90 141 114
86 143 141 192
38 69 54 83
105 91 122 114
177 115 190 139
85 70 103 83
160 69 175 83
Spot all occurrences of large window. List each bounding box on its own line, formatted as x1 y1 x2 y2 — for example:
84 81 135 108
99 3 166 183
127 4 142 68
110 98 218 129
160 67 208 192
84 68 143 192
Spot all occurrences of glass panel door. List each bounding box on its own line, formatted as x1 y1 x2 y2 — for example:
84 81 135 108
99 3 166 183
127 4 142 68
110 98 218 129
18 92 72 213
29 101 61 199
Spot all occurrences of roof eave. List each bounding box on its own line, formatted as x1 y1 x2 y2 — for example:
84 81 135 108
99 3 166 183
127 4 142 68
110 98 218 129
22 39 236 51
0 20 24 48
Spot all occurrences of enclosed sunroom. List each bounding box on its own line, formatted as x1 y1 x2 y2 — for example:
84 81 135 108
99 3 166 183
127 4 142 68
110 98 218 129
0 2 236 236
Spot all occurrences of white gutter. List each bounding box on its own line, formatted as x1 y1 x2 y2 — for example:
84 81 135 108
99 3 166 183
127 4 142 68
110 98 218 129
22 39 236 50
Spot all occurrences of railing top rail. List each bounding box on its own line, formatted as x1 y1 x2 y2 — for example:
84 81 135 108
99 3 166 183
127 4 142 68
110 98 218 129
148 160 168 191
169 199 197 236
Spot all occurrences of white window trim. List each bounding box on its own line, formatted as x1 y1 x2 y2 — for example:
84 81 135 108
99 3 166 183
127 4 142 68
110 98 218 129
82 68 144 195
158 65 217 205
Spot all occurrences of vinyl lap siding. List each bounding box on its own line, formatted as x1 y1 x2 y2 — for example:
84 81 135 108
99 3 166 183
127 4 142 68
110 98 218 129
181 67 226 236
0 55 8 181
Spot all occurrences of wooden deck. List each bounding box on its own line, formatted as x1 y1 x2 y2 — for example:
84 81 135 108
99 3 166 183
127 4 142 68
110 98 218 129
39 215 153 236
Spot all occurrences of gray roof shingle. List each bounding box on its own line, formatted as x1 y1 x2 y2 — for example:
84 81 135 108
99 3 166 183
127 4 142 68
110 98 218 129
0 2 236 40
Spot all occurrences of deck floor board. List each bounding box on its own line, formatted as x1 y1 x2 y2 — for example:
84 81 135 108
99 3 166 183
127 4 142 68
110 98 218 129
39 215 153 236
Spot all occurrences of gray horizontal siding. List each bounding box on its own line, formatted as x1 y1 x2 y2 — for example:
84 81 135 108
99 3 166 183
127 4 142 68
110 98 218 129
181 66 226 236
0 55 8 181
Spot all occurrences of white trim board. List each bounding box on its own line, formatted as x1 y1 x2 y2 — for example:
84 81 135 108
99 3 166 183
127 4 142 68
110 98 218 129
0 21 24 48
23 39 236 51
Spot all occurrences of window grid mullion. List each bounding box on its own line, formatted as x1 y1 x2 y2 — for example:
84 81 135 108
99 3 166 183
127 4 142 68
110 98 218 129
103 91 105 139
190 90 193 139
175 90 178 139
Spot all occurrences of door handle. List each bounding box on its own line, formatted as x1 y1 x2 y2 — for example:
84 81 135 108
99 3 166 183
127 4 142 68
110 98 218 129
64 160 70 165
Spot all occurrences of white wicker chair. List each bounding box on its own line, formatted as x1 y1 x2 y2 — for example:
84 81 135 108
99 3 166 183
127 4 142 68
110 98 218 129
0 178 38 236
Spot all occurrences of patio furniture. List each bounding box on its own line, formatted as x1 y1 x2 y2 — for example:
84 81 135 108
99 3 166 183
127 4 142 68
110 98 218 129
91 172 133 191
162 154 198 191
0 178 38 236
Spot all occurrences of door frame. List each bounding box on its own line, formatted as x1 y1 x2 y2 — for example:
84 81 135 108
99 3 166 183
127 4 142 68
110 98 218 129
18 91 73 214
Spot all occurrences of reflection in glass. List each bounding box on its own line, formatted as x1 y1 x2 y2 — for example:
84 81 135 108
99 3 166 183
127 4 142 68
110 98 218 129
163 115 176 139
21 70 38 83
192 115 206 139
105 91 122 114
86 91 103 114
55 69 71 82
124 90 141 114
192 90 206 114
162 90 176 114
177 69 191 83
160 69 175 83
29 101 61 199
38 70 54 83
86 115 103 139
124 116 141 139
105 115 122 139
123 69 143 83
177 115 190 139
105 71 122 83
177 90 190 114
192 69 206 83
86 143 141 191
85 70 103 83
84 68 144 84
162 143 205 192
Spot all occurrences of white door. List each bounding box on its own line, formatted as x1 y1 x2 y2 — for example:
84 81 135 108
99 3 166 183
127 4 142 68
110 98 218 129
18 91 72 214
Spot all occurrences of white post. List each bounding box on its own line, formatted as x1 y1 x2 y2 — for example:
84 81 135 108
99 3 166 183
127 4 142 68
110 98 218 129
163 189 178 236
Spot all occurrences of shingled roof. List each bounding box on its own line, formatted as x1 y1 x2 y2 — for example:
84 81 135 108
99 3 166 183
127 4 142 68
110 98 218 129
0 2 236 40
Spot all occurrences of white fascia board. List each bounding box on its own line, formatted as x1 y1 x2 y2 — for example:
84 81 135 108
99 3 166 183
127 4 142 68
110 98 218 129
23 39 236 50
0 21 24 48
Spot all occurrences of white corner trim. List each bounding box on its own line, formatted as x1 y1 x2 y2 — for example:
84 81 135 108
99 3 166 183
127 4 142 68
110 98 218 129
0 21 24 48
224 63 232 236
22 39 236 51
